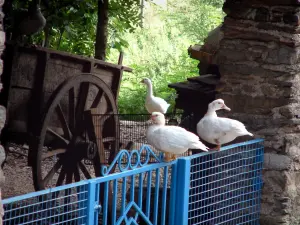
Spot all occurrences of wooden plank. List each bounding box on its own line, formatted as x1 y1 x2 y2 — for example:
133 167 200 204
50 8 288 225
5 42 133 72
118 52 124 65
168 81 214 93
188 45 214 62
187 74 219 86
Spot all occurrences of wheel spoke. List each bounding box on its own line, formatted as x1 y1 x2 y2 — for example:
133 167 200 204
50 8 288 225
69 87 75 133
104 94 113 112
90 89 103 108
56 166 66 187
76 82 90 123
43 160 62 187
78 161 92 179
41 148 66 160
34 74 120 191
74 165 81 182
99 112 113 126
65 168 73 185
56 104 72 140
47 128 69 145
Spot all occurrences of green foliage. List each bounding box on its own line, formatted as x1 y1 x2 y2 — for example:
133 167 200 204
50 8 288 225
5 0 143 56
108 0 141 53
111 0 224 114
5 0 224 115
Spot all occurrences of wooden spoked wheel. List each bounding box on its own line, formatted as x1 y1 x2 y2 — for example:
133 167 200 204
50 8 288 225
31 74 119 191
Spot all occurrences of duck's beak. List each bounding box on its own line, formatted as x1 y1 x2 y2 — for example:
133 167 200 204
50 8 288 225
140 79 145 84
147 115 153 123
222 104 231 111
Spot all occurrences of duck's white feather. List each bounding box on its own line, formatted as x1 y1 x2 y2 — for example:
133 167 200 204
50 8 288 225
142 78 170 114
147 125 208 154
197 116 253 145
145 96 170 114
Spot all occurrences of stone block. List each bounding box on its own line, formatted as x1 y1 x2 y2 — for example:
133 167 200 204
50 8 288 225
0 60 3 77
0 145 5 187
278 104 300 119
263 170 286 193
260 216 283 225
284 134 300 158
255 7 270 22
264 153 292 170
223 17 300 46
264 46 297 64
0 106 5 134
283 12 300 25
220 93 288 114
0 31 4 53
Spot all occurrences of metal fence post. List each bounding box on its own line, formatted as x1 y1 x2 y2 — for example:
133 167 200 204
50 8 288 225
86 180 99 225
174 158 191 225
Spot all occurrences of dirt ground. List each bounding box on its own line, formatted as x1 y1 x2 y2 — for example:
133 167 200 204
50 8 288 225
2 143 35 199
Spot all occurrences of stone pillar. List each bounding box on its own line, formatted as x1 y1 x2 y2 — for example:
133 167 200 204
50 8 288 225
0 0 5 224
215 0 300 224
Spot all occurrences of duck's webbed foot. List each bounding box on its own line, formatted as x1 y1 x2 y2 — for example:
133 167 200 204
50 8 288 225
211 139 221 151
215 145 221 151
170 154 177 161
164 153 177 162
164 152 172 162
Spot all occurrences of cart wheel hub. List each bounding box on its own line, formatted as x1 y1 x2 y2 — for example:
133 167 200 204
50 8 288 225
70 139 97 161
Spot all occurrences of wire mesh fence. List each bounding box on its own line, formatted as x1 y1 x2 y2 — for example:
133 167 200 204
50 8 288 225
188 139 264 225
3 183 89 225
3 139 264 225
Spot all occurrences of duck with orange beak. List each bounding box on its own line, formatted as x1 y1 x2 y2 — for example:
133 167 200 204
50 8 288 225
197 99 253 151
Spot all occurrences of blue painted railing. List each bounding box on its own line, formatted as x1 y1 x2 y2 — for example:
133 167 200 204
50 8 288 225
2 139 264 225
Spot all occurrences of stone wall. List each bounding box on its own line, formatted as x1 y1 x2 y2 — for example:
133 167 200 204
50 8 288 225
215 0 300 224
0 0 5 224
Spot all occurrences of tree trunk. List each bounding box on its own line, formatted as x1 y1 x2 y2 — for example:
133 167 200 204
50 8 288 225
95 0 109 61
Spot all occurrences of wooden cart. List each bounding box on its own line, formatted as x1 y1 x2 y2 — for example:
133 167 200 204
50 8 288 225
1 43 132 191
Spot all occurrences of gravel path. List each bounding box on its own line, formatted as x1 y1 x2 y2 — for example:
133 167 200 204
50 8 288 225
3 144 35 199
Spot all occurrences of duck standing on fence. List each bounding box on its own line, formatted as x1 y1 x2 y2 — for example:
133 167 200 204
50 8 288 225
141 78 170 114
147 112 209 162
197 99 253 151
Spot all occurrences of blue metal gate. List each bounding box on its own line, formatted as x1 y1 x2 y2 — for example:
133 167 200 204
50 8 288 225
2 139 264 225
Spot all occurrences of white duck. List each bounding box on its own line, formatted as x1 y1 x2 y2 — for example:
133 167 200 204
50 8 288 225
141 78 170 114
197 99 253 151
147 112 209 162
